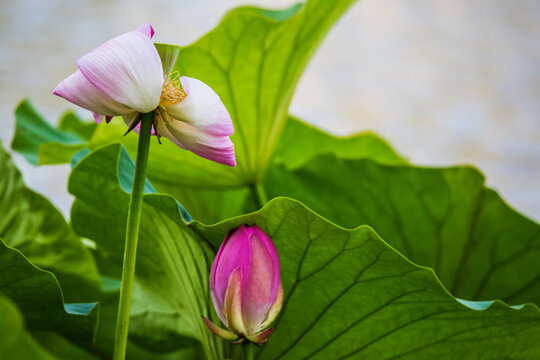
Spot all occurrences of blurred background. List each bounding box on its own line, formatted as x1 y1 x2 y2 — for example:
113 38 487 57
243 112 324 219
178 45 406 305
0 0 538 221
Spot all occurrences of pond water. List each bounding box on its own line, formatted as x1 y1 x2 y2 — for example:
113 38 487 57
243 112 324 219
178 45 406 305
1 0 539 221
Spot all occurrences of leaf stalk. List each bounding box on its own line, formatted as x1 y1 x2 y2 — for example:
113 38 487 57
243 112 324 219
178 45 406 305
249 182 268 209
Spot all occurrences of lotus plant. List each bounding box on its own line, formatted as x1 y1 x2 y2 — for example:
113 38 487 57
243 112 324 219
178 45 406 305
203 224 283 355
53 23 236 360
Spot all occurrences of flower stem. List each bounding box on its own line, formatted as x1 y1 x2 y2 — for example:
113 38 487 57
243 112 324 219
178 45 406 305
113 112 154 360
249 182 267 209
242 342 254 360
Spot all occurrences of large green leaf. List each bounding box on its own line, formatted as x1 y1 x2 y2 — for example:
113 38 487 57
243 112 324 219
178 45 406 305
68 143 218 358
0 294 57 360
0 139 100 302
156 116 406 223
0 238 99 349
17 0 358 189
193 198 540 359
273 116 407 170
11 99 96 166
85 285 202 359
149 183 253 230
0 277 194 360
264 155 540 307
85 0 357 189
66 143 540 358
10 99 405 226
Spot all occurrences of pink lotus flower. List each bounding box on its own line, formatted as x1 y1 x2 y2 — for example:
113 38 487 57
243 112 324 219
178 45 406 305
203 225 283 344
53 23 235 166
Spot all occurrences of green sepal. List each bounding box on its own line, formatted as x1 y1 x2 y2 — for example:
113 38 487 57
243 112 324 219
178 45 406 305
202 316 240 343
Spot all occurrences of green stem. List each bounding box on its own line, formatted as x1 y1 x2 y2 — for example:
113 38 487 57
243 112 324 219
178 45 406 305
242 342 254 360
249 182 268 209
113 112 154 360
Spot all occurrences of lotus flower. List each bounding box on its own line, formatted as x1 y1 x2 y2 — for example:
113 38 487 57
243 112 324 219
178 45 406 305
203 225 283 344
53 23 235 166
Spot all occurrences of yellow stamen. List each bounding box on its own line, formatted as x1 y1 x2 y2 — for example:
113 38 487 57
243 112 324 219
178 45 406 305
160 74 186 105
169 70 181 82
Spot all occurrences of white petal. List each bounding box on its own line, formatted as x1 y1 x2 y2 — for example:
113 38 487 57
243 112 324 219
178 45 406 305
53 70 134 117
155 111 236 166
77 29 163 113
137 23 155 38
163 77 234 136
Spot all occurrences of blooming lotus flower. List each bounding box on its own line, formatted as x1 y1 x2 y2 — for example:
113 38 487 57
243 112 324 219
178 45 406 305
53 23 235 166
203 225 283 344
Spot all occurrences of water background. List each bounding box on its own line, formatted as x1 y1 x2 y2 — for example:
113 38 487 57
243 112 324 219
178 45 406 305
1 0 539 221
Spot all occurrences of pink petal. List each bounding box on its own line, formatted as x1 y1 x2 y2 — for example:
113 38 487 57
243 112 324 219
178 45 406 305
252 225 281 306
210 231 231 324
77 29 163 113
210 226 252 324
137 23 155 38
53 69 133 118
242 228 279 332
93 113 114 124
93 113 104 123
157 114 236 166
163 77 234 136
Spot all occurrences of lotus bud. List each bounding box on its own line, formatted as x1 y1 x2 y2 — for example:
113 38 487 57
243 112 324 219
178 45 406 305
203 225 283 344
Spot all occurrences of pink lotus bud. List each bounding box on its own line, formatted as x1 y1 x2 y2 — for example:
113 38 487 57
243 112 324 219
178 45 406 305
203 225 283 344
